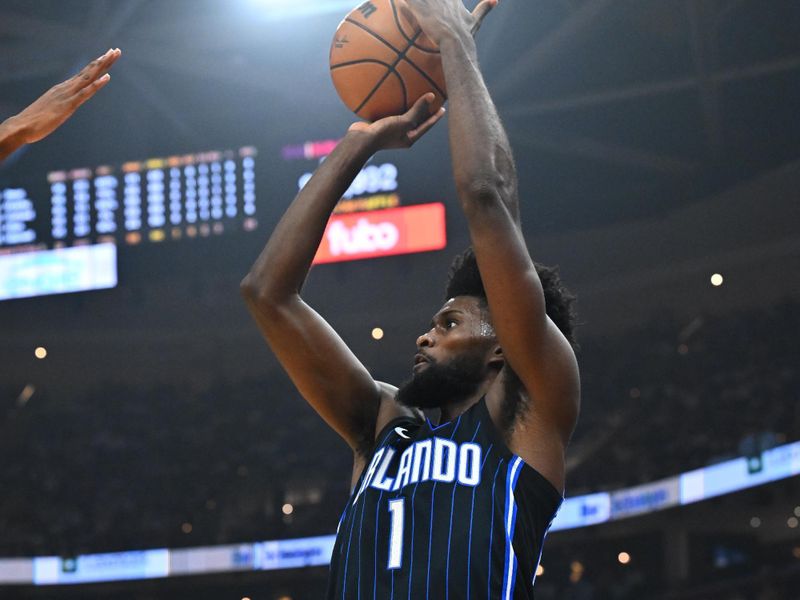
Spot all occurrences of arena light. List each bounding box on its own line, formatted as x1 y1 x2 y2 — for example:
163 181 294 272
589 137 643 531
788 517 799 529
618 551 631 565
711 273 724 286
371 327 384 340
34 346 47 359
16 384 35 407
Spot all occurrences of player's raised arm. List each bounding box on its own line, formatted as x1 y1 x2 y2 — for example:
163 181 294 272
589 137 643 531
408 0 580 485
0 49 121 163
241 95 444 452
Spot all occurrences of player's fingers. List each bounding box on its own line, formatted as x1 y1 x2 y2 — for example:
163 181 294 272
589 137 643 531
407 107 445 143
348 121 370 133
471 0 498 36
405 93 436 129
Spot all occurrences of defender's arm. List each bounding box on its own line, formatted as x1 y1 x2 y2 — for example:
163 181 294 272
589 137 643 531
0 49 121 162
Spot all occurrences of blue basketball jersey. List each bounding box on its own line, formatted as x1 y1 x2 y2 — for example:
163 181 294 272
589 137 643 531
326 397 563 599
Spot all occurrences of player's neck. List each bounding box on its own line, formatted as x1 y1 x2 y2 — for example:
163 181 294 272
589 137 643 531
437 377 495 423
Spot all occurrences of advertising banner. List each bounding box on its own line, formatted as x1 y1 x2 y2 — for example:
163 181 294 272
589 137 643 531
313 203 446 264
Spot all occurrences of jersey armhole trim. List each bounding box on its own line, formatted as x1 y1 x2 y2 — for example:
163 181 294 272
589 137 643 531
516 457 565 508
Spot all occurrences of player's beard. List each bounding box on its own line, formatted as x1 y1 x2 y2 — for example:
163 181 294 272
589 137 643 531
396 350 487 409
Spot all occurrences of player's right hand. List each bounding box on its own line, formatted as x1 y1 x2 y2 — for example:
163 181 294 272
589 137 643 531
347 93 445 151
406 0 498 44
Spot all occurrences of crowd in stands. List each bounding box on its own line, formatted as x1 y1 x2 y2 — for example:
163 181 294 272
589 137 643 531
1 299 797 596
0 377 352 557
567 300 799 492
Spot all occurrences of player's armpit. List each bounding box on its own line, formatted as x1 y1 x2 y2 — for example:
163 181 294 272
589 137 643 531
498 387 572 493
242 290 382 453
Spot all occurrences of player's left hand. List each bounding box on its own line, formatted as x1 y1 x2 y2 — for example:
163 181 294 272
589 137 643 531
11 48 121 145
406 0 498 44
348 93 445 150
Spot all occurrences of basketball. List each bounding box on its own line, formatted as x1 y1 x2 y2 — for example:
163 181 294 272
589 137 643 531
329 0 447 122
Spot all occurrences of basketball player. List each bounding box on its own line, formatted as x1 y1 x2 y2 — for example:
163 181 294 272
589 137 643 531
0 48 121 163
241 0 579 597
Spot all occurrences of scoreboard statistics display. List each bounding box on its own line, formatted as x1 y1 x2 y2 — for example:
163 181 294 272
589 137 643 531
0 147 258 252
0 147 258 301
47 147 258 247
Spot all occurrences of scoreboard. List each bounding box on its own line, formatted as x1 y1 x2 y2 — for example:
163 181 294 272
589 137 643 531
48 147 258 247
0 147 258 252
0 135 451 301
282 139 447 265
0 187 36 246
0 147 258 300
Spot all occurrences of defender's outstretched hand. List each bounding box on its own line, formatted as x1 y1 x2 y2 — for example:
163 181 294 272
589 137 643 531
406 0 498 43
0 48 121 162
348 93 446 150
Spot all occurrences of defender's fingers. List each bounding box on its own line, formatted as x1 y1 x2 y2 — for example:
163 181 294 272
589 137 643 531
471 0 498 35
71 49 121 90
408 107 445 143
91 48 122 76
103 48 122 70
71 73 112 108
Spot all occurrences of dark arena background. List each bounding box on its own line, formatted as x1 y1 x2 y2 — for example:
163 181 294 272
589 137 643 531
1 0 799 598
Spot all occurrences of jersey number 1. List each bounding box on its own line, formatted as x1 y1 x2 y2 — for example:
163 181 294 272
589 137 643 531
387 498 404 569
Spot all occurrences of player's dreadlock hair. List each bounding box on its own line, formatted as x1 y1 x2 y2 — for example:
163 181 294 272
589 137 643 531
444 247 578 350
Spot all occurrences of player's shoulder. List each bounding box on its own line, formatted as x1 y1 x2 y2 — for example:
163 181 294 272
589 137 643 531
375 381 422 431
350 382 421 485
377 380 399 399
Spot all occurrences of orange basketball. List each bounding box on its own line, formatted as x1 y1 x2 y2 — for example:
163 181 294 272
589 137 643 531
330 0 447 122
